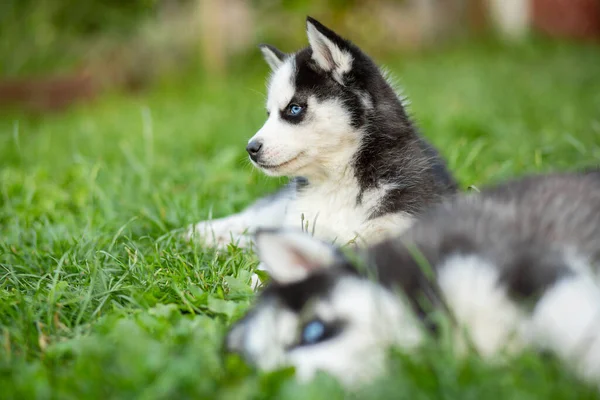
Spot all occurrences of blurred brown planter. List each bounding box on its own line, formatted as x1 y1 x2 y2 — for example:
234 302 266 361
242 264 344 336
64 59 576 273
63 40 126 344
532 0 600 40
0 74 98 113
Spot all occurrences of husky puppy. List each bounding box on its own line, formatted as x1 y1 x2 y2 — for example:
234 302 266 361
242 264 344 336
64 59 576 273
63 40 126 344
186 17 456 249
226 170 600 387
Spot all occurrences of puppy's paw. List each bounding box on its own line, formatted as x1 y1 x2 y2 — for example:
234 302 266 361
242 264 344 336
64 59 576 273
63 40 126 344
184 217 253 249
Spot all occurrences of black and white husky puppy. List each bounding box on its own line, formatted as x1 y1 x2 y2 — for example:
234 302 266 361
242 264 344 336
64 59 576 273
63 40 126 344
185 17 456 248
226 170 600 387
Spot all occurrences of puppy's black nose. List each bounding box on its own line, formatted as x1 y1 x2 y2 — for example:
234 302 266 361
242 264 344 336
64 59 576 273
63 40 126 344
246 140 263 161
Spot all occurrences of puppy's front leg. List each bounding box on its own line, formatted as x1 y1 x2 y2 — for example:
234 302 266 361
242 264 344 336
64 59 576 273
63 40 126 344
185 185 294 249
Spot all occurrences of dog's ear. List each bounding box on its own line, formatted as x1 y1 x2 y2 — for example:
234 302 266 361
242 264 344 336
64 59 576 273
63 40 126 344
254 229 338 284
306 17 353 81
259 44 287 71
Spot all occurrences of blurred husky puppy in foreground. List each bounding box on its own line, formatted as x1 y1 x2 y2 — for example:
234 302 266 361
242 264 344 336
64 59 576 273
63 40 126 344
185 17 456 249
226 170 600 388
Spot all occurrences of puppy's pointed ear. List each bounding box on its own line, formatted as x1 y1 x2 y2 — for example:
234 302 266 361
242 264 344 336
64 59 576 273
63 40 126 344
254 229 339 285
259 44 287 71
306 17 353 80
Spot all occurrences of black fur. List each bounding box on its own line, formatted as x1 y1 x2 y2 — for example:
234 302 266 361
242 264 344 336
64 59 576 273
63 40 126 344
498 244 573 301
262 270 340 312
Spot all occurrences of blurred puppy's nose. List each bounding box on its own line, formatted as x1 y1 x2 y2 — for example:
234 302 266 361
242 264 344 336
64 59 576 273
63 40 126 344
246 140 263 161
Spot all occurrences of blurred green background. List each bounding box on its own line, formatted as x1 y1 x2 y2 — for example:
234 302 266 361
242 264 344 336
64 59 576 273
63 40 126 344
1 0 600 398
2 0 600 110
1 0 599 109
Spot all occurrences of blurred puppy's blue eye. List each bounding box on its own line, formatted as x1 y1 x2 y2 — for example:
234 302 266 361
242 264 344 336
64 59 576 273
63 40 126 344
301 320 325 345
288 104 303 116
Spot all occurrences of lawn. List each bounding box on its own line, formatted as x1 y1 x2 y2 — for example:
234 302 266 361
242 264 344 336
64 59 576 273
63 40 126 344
1 39 600 399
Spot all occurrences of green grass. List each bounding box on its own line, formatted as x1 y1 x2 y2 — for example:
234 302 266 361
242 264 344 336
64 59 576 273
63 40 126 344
1 39 600 399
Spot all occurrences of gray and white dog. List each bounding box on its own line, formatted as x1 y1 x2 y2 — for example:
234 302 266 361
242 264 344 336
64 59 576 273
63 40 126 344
226 170 600 387
186 17 456 249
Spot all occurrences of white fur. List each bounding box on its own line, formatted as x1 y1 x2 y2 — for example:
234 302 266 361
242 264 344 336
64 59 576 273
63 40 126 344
265 59 296 113
531 273 600 385
438 254 527 357
287 179 413 245
240 298 299 370
254 92 361 179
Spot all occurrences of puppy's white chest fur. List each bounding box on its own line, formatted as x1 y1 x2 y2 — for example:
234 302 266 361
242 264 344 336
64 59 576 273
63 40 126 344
286 179 414 245
286 183 364 243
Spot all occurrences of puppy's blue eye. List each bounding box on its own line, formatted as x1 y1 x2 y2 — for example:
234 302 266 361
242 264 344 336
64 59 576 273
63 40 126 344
301 320 325 345
288 104 303 116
